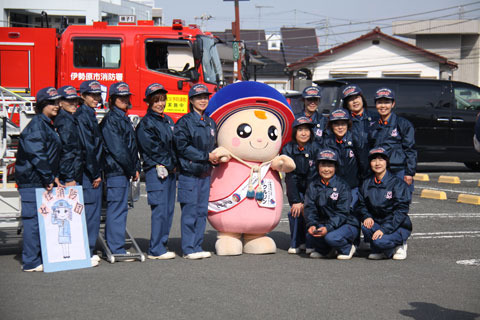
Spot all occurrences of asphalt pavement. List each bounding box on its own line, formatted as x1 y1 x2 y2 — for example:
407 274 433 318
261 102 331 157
1 162 479 320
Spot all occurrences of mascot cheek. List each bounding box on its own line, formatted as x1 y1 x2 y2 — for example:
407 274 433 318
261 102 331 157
231 137 241 148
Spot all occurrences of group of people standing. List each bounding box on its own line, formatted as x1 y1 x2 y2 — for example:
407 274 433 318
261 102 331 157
16 80 218 272
15 80 416 272
282 85 416 260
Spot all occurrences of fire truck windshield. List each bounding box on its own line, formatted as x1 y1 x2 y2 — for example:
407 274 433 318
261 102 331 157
199 36 223 85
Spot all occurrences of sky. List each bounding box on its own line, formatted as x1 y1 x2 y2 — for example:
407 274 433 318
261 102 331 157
154 0 480 47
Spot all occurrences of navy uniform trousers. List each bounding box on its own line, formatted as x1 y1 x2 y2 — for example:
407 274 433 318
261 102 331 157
177 174 210 255
145 168 176 256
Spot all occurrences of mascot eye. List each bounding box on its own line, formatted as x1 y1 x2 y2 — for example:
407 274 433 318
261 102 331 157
237 123 252 138
268 126 279 141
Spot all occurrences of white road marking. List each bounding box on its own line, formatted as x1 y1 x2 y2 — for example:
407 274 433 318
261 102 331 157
411 231 480 239
456 259 480 266
410 213 480 218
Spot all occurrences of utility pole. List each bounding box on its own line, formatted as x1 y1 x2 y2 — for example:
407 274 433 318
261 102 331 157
233 0 242 81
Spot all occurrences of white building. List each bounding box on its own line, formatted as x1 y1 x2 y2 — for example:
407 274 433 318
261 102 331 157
0 0 159 28
288 28 457 82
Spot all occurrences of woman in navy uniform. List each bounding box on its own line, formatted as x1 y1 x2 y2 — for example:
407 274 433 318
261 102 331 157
295 86 327 144
355 147 412 260
322 108 360 207
55 86 83 186
174 84 218 260
75 80 104 264
15 87 62 271
281 117 320 254
304 149 359 260
136 83 177 260
368 88 416 194
341 84 377 178
101 82 141 256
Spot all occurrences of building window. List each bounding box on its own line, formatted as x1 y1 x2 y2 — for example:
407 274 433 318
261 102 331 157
73 38 121 69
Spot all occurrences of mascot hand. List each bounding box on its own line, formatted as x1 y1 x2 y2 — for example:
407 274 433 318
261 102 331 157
212 146 232 163
271 155 296 173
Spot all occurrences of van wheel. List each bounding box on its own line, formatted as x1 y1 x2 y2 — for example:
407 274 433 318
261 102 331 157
464 162 480 171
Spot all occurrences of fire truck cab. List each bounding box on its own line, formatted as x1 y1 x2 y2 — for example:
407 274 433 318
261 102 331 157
0 19 223 121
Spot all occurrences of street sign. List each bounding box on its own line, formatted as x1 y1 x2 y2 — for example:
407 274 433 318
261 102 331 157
232 41 239 60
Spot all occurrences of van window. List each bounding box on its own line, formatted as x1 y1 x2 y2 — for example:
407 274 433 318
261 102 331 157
73 39 121 69
396 82 445 109
145 39 194 77
453 84 480 111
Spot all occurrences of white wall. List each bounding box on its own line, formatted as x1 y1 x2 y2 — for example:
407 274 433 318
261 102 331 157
311 40 440 81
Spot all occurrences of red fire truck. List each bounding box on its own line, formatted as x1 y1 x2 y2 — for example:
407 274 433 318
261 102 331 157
0 19 223 121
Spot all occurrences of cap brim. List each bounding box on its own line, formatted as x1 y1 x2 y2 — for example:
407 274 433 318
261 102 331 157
147 89 168 97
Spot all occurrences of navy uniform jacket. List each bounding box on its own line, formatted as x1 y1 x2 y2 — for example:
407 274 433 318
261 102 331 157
349 109 378 178
304 175 358 232
54 108 82 182
174 111 216 177
100 106 141 178
75 104 103 181
368 113 417 176
135 110 177 172
355 171 412 234
322 131 360 189
15 114 61 188
281 140 320 205
295 111 328 144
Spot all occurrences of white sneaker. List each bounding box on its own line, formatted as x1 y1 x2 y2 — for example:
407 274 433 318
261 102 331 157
91 258 99 267
393 244 408 260
305 248 315 254
199 251 212 258
337 245 356 260
23 264 43 272
183 252 203 260
368 252 387 260
91 254 101 262
288 247 301 254
148 251 176 260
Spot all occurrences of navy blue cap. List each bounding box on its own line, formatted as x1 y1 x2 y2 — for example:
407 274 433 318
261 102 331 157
316 148 338 162
145 83 168 98
368 147 389 160
374 87 395 101
109 82 132 96
302 86 321 99
36 87 61 104
342 85 363 100
189 84 211 98
58 85 81 100
328 108 350 122
293 116 315 128
79 80 102 94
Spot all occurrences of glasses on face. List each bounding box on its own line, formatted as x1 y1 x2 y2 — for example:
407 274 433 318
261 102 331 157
305 98 319 103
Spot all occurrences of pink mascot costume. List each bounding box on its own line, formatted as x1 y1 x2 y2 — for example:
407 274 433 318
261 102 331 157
206 81 296 255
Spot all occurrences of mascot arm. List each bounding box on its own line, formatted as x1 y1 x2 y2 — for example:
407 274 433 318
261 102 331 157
212 146 232 163
270 154 295 173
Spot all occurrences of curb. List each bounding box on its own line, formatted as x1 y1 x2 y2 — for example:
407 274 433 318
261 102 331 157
438 175 461 184
457 194 480 205
420 189 447 200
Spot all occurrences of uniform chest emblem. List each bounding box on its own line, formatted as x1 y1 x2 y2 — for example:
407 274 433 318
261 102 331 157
210 128 215 136
170 126 174 131
315 128 323 137
391 128 398 137
386 191 392 199
349 150 354 158
309 160 314 167
330 192 338 200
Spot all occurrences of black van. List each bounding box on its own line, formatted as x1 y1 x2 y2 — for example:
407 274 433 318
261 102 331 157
305 78 480 170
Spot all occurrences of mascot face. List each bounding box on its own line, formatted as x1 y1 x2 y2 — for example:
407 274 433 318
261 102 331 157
218 109 282 162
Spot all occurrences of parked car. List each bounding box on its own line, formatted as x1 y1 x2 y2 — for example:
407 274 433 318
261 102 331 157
308 78 480 170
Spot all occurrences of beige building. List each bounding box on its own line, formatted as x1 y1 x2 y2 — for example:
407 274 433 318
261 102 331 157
393 20 480 86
